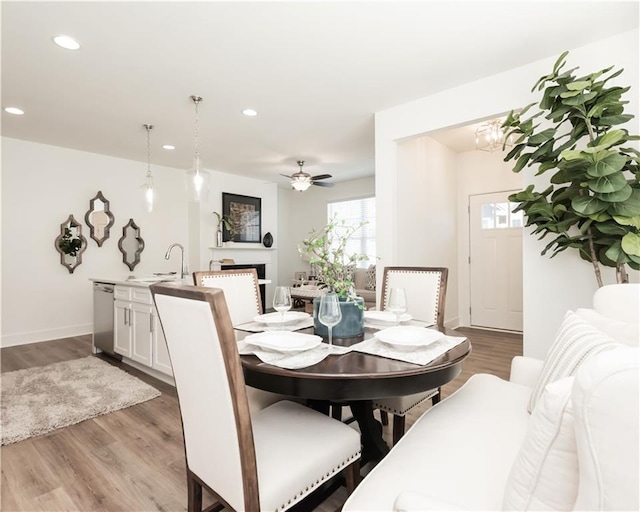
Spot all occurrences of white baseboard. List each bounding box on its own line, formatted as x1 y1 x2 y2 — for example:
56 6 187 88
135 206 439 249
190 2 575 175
444 316 460 330
1 323 93 348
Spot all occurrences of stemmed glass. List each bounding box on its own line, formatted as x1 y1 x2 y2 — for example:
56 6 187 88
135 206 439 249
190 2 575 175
273 286 292 324
387 287 408 325
318 292 342 346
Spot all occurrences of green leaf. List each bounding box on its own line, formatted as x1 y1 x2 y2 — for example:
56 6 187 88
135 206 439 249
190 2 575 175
613 215 640 229
587 172 628 193
527 128 556 146
585 153 628 177
605 241 627 264
610 189 640 216
565 80 591 91
571 195 608 215
512 152 532 173
593 222 628 235
561 149 585 161
588 212 611 222
594 129 626 149
597 184 633 203
552 51 569 74
597 114 634 125
621 232 640 257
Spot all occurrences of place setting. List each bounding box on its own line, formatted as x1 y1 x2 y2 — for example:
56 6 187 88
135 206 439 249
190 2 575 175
235 286 314 333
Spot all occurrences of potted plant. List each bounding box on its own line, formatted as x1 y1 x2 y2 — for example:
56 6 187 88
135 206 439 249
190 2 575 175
502 51 640 287
299 216 370 338
213 211 233 247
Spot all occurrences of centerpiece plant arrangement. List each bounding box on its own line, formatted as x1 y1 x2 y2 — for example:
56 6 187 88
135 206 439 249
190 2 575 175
502 51 640 286
299 216 370 338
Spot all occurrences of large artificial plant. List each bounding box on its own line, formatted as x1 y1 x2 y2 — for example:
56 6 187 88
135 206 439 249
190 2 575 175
299 216 369 302
503 51 640 286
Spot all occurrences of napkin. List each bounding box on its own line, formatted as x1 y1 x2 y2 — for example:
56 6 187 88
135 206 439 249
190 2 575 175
348 335 467 366
235 316 314 333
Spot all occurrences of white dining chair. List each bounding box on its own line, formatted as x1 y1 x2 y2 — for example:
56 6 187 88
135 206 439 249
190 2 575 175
193 269 287 413
151 283 361 512
373 266 449 445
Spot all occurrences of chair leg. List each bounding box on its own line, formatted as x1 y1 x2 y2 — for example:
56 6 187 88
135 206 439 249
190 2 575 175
432 387 442 405
187 470 203 512
380 410 389 425
392 414 406 446
331 404 343 421
343 460 360 494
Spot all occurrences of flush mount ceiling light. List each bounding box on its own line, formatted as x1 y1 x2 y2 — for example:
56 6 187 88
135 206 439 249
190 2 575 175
4 107 24 115
52 35 81 50
142 124 155 213
475 119 513 153
242 108 258 117
162 144 175 150
186 95 210 202
281 161 334 192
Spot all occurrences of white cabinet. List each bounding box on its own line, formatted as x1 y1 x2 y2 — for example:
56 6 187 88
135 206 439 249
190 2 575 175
113 285 172 376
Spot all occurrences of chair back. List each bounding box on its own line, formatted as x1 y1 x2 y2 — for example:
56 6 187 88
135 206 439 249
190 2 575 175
193 269 262 326
380 266 448 328
150 284 259 511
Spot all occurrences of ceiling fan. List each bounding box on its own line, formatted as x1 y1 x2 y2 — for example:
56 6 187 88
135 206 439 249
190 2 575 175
281 160 334 191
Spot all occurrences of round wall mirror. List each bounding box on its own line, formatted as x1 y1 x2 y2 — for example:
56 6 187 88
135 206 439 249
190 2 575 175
54 214 87 274
85 191 115 247
118 219 145 270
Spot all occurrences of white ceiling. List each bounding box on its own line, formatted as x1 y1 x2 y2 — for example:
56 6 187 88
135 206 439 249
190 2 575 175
2 2 638 185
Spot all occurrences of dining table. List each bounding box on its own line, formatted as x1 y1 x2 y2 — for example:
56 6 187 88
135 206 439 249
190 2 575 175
235 323 471 462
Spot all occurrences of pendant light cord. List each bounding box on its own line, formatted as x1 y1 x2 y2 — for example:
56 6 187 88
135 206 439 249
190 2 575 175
191 95 203 172
145 124 153 177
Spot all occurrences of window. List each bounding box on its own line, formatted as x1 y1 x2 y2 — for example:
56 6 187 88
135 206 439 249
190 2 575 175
481 201 523 229
327 197 376 267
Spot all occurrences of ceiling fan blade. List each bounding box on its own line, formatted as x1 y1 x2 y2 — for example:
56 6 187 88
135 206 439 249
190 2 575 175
313 181 334 187
310 174 332 181
280 173 293 179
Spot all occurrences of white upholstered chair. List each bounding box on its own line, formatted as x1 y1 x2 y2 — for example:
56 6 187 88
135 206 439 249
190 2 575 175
150 284 361 512
373 266 448 445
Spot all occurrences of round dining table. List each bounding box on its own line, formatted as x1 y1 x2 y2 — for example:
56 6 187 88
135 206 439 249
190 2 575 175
237 327 471 462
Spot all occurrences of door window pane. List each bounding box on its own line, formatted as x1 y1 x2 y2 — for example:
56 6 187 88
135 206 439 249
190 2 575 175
481 203 495 229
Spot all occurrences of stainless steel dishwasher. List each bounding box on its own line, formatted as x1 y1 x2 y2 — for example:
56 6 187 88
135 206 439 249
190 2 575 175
93 282 117 355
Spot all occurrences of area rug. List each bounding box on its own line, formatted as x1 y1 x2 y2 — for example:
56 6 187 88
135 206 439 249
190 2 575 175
1 356 161 445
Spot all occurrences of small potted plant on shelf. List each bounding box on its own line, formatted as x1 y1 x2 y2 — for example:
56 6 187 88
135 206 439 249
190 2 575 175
299 216 370 339
213 211 233 247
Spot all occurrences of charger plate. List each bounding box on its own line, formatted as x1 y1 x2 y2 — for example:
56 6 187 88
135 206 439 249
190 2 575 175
253 311 310 326
244 331 322 352
375 326 444 350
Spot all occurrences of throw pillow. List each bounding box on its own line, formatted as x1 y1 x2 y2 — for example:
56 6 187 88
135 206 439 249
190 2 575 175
503 377 579 511
574 308 639 346
344 262 356 282
528 310 621 413
365 264 376 290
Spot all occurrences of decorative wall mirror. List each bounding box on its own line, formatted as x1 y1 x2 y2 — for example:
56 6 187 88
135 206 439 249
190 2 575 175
118 219 145 270
85 190 115 247
54 214 87 274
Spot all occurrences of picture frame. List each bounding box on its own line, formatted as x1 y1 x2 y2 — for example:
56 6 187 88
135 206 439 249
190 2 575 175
222 193 262 243
294 271 307 282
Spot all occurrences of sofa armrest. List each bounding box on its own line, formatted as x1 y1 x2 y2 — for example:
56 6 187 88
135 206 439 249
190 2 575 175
510 356 544 387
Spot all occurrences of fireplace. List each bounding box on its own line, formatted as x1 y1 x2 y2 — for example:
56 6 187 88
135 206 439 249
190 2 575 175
220 263 267 310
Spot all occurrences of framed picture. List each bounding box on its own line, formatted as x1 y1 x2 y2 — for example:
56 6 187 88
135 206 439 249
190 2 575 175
222 193 262 243
294 271 307 282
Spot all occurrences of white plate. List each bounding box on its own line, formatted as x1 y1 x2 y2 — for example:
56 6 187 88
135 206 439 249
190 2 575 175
244 331 322 352
364 310 412 325
376 326 444 349
253 311 310 326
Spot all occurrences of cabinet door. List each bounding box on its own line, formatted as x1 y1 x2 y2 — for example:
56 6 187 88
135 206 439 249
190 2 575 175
131 303 153 367
114 300 131 357
152 308 173 376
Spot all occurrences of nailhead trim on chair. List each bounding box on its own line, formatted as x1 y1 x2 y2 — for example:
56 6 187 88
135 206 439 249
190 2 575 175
383 269 442 326
274 451 361 512
199 273 261 314
373 389 439 415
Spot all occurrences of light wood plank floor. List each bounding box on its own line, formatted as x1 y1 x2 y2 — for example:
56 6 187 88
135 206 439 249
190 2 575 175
1 327 522 512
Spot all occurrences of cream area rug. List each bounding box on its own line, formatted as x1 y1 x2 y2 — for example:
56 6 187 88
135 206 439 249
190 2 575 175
1 356 161 445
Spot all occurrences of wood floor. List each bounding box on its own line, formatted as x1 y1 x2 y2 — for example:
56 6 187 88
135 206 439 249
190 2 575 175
1 327 522 512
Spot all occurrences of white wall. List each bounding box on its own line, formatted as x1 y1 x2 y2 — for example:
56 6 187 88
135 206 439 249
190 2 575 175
456 150 522 326
375 29 639 358
396 136 459 327
277 177 375 287
1 137 188 346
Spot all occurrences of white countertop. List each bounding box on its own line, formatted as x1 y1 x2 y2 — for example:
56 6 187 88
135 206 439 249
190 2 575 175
90 277 271 287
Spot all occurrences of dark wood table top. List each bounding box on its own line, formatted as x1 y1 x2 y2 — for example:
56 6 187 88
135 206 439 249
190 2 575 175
237 327 471 402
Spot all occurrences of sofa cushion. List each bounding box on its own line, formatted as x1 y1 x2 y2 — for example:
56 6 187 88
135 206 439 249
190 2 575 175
528 310 621 413
343 374 532 511
503 377 578 511
366 264 376 290
356 288 376 304
575 308 639 346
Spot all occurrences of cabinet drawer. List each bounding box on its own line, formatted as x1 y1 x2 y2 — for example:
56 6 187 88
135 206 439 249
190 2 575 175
114 286 132 301
131 287 152 305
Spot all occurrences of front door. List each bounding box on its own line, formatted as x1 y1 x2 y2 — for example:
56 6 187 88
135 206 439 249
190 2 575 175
469 191 523 331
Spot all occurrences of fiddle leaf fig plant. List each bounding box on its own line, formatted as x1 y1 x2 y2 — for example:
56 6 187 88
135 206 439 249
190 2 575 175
502 51 640 286
299 216 370 302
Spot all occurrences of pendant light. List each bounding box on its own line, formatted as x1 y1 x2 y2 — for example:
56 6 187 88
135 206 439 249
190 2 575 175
187 95 210 202
142 124 155 212
475 119 513 153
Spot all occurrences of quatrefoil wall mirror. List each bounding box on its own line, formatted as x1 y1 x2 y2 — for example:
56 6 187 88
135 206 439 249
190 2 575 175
118 219 145 270
54 214 87 274
84 191 115 247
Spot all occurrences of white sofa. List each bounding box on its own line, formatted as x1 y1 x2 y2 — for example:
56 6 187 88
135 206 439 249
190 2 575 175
343 284 639 511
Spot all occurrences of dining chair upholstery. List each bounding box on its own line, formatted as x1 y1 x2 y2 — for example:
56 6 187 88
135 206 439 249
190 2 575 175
193 269 285 414
373 266 449 445
151 284 361 512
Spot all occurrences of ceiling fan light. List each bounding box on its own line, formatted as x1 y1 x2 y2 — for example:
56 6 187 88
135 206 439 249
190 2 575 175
291 176 312 192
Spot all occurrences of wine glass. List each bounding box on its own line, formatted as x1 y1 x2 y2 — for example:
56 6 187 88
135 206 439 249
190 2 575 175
387 287 408 325
318 292 342 346
273 286 292 324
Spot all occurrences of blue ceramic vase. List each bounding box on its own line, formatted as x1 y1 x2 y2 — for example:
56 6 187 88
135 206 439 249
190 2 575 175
313 296 365 339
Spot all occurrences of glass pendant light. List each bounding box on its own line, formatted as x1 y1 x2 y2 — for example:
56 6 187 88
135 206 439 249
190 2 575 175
475 119 513 153
142 124 155 212
187 95 210 202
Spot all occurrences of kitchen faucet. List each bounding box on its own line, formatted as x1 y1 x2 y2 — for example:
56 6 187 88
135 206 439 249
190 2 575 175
165 243 188 280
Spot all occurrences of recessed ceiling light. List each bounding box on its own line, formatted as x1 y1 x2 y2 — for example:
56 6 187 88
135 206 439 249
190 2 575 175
4 107 24 115
53 35 81 50
242 109 258 117
162 144 175 150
